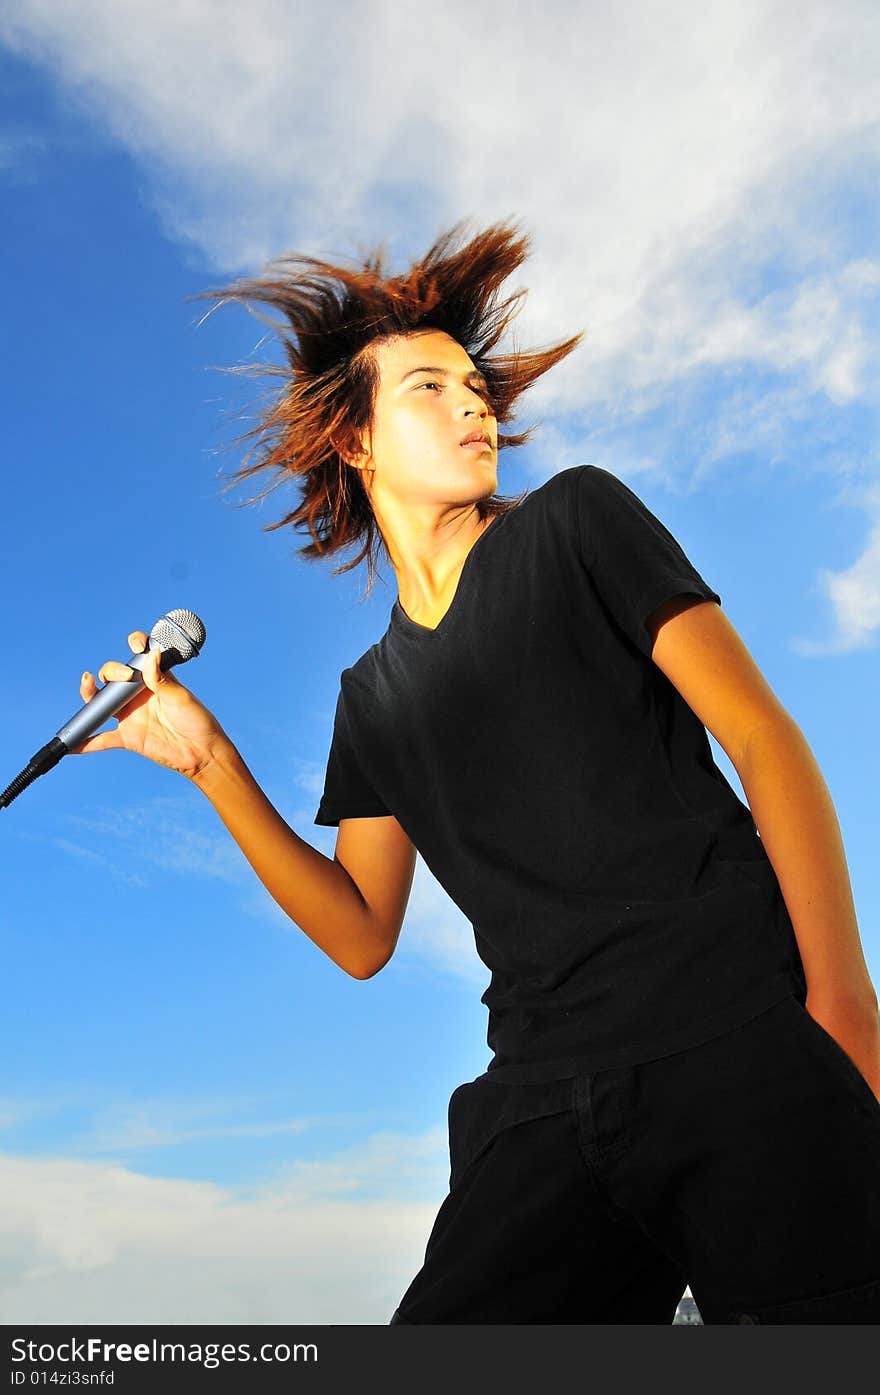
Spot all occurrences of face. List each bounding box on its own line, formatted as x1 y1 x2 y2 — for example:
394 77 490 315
351 329 498 512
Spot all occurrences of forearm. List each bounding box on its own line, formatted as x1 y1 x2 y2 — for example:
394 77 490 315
190 737 384 979
737 717 880 1100
737 716 876 1011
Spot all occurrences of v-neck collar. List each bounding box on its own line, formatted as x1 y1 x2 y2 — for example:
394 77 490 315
391 508 515 638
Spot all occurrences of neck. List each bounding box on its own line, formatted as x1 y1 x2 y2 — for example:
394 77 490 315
370 493 491 616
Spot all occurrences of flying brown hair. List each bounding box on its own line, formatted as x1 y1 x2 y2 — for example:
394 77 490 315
200 221 583 595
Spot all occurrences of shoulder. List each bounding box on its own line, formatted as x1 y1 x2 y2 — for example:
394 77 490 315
506 464 602 522
489 466 624 556
337 635 390 708
520 465 636 542
340 651 378 694
527 464 629 513
569 466 681 547
565 464 645 505
529 463 600 495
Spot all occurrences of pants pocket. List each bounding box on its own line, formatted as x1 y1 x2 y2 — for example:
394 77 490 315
788 996 880 1119
728 1274 880 1324
446 1075 574 1191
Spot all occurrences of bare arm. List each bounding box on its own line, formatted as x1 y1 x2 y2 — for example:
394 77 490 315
193 744 415 978
76 630 415 980
648 596 879 1098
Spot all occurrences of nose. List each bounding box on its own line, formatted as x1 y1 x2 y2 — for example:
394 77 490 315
459 386 489 417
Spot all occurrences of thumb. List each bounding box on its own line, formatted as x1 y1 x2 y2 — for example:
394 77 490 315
140 646 166 693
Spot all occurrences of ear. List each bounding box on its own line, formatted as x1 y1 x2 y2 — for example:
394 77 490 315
331 426 372 473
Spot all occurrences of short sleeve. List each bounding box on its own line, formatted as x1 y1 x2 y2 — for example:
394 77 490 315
573 465 721 659
314 680 391 827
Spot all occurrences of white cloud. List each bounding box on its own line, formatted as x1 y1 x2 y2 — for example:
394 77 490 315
0 1128 448 1321
59 796 245 883
793 478 880 655
244 850 488 984
1 1 876 367
398 857 488 986
64 1099 320 1157
816 540 880 648
2 0 879 646
290 758 325 800
0 1083 400 1164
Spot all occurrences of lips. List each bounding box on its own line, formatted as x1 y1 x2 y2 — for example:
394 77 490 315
460 430 492 447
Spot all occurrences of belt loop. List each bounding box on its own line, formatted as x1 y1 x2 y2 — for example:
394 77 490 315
573 1070 597 1153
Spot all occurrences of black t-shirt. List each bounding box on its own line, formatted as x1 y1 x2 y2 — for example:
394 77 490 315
315 465 806 1082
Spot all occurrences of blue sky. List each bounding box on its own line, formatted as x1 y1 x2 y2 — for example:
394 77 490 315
1 1 879 1324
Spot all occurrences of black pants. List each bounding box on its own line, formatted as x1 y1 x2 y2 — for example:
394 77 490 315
389 996 880 1324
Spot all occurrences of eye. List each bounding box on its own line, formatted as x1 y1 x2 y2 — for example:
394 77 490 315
416 380 442 391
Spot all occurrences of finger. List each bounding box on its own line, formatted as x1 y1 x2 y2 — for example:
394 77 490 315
70 730 123 756
143 646 179 693
80 670 98 700
138 646 165 693
97 660 136 683
128 631 149 653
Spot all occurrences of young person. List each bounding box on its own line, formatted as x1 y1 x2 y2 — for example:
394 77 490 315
75 223 880 1324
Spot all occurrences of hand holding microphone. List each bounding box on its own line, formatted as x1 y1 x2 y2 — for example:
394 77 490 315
2 609 226 808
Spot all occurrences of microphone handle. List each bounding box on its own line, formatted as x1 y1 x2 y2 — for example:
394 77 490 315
1 645 160 810
2 611 205 811
55 642 158 749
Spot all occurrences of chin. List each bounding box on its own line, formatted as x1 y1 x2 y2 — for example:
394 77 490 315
468 458 498 489
433 460 497 506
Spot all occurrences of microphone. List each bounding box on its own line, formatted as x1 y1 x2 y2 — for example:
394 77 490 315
1 608 207 810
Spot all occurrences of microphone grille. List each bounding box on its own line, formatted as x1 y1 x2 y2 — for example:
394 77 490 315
150 609 207 666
